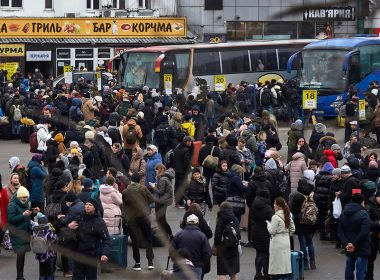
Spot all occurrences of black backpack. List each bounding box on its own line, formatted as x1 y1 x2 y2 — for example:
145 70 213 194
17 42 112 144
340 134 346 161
222 220 240 248
155 127 169 146
261 88 272 106
345 101 355 116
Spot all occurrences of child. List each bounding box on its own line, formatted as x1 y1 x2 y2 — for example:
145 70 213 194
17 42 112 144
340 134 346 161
309 160 318 174
184 168 213 214
31 213 58 280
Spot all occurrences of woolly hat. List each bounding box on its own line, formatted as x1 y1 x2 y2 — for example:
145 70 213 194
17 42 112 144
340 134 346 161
231 164 245 174
54 133 64 143
293 119 303 131
332 168 341 176
83 178 94 189
303 170 315 182
32 153 43 163
37 212 48 224
351 193 364 204
369 160 378 169
137 111 144 119
341 165 351 174
64 192 77 203
85 130 95 140
350 142 362 154
131 172 141 183
17 186 29 198
147 145 158 153
225 133 238 147
192 167 201 174
186 214 199 225
77 121 86 128
321 162 334 174
86 197 99 211
9 156 20 171
315 123 327 134
331 144 341 151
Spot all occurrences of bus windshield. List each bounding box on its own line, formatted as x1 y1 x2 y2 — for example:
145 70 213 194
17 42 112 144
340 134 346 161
121 52 160 89
299 49 347 89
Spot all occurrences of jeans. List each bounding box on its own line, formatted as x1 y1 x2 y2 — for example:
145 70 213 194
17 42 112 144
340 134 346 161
39 259 54 278
12 121 20 135
207 117 215 129
345 256 368 280
298 233 315 263
193 267 203 280
73 261 98 280
127 217 154 263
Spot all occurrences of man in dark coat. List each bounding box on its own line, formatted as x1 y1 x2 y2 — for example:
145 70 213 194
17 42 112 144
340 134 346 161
338 194 371 280
199 135 221 188
340 165 360 209
219 134 241 168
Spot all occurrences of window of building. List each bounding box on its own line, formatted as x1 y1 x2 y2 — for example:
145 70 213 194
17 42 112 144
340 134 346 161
87 0 99 10
250 49 277 71
227 22 245 41
193 50 221 75
1 0 22 7
45 0 52 9
221 49 250 73
298 22 315 39
205 0 222 10
139 0 145 8
112 0 125 9
264 22 297 39
246 22 263 40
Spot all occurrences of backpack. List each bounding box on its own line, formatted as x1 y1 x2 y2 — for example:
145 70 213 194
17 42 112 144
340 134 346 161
261 88 272 106
155 127 169 146
31 225 49 254
164 149 174 168
117 101 130 116
345 101 355 117
125 125 137 144
13 105 22 121
300 194 318 225
222 220 240 248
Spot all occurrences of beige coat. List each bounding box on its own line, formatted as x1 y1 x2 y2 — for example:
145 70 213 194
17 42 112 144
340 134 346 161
122 119 143 150
82 98 98 122
267 210 295 275
128 147 146 185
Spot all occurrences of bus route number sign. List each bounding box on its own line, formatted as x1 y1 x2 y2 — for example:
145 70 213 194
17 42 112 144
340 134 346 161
214 75 226 92
63 65 73 84
302 90 317 109
164 74 172 95
359 99 366 121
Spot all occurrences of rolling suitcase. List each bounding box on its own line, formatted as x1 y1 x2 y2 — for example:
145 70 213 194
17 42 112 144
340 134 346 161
191 141 202 167
290 250 304 280
20 125 34 143
104 216 128 271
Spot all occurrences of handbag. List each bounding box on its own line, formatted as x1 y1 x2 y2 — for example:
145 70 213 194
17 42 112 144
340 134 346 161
3 230 12 250
226 196 246 215
332 197 342 219
202 146 219 169
58 227 77 245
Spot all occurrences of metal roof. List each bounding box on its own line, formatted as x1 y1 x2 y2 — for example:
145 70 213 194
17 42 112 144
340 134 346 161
304 37 380 50
0 36 196 45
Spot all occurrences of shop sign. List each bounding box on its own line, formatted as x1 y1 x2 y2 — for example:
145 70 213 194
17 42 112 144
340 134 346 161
26 51 51 61
0 18 187 38
0 62 19 78
75 49 93 58
115 48 128 56
0 44 24 57
57 49 70 59
303 7 355 21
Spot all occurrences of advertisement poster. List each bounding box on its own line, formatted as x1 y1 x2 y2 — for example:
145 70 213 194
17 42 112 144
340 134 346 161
316 22 334 39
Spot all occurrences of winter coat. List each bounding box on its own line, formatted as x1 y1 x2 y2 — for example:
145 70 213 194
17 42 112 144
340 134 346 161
58 199 84 228
0 188 9 229
250 195 273 251
328 178 345 213
285 153 307 192
309 130 325 152
256 140 266 166
36 124 51 152
28 160 48 203
7 197 31 253
365 167 380 183
240 129 258 155
246 173 276 207
122 119 143 150
372 106 380 127
287 129 302 162
226 170 246 198
341 175 361 209
199 143 220 177
267 209 295 275
153 168 175 206
99 185 122 235
211 169 228 203
64 127 84 147
366 196 380 235
323 149 337 168
185 177 213 209
314 171 332 211
173 142 192 175
315 136 337 162
293 143 312 160
82 98 98 122
6 183 20 200
181 121 195 138
173 224 212 268
122 182 154 221
46 139 60 172
338 203 371 258
129 147 146 185
219 146 241 168
145 152 162 186
44 168 64 196
75 211 111 257
290 179 316 235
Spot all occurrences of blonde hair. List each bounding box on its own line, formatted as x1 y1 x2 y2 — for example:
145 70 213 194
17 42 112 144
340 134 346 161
67 179 83 193
155 164 166 177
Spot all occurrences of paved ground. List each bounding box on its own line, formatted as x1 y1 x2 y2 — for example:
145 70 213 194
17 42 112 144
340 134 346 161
0 120 379 279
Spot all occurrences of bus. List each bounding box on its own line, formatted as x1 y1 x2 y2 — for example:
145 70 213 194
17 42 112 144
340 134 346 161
287 36 380 117
116 40 315 92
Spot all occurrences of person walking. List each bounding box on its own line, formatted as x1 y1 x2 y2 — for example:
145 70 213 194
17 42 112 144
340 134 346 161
211 160 229 206
338 194 371 280
122 172 155 271
145 144 162 188
267 197 295 280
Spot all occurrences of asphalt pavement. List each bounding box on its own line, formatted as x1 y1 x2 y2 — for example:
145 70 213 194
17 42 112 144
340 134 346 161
0 119 379 279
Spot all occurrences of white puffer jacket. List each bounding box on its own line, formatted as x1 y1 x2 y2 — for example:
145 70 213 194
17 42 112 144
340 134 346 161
36 124 51 152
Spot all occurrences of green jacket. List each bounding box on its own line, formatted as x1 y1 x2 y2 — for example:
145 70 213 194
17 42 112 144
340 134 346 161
122 182 154 222
7 196 31 253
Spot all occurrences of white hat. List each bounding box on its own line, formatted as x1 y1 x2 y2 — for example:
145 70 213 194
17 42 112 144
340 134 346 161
371 89 378 95
186 214 199 224
349 120 358 125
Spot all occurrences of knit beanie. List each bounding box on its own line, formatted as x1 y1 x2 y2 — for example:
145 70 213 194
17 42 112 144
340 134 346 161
37 212 48 224
85 130 95 140
83 178 94 189
131 172 141 183
86 198 99 211
54 133 64 143
332 168 341 177
17 186 29 198
351 193 364 204
369 160 378 169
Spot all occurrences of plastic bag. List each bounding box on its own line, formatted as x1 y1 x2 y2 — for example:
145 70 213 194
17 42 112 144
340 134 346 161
332 197 342 219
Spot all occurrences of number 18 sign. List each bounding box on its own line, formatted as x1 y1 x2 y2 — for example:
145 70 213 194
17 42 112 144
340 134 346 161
302 90 317 109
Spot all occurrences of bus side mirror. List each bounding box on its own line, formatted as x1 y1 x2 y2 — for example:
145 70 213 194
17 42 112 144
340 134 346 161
287 52 300 73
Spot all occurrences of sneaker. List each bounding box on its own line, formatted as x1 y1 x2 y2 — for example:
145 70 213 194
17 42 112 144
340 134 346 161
147 262 154 270
132 263 141 271
64 271 73 277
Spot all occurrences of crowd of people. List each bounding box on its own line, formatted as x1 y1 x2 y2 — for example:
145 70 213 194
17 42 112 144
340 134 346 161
0 69 379 280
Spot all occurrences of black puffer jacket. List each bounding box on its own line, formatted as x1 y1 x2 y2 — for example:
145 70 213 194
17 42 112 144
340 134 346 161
46 139 60 172
219 146 241 168
290 179 316 235
250 195 273 251
314 171 332 212
366 196 380 234
214 207 241 247
328 178 345 213
211 169 227 202
185 177 213 209
180 210 213 239
246 173 275 207
173 142 192 174
365 167 380 183
44 168 64 196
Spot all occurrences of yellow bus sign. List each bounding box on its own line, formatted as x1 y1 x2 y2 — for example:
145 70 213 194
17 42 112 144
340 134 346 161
214 75 226 92
164 74 172 94
302 90 317 109
359 99 366 120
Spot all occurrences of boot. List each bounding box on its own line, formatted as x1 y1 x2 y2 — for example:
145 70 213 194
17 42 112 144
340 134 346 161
16 274 25 280
304 260 310 270
310 260 317 270
254 273 262 280
39 277 46 280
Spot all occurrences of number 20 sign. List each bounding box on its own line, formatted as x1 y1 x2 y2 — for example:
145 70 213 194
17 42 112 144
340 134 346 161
302 90 317 109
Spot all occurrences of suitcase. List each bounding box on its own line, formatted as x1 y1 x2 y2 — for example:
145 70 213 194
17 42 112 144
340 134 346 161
106 216 128 270
290 250 304 280
0 123 13 140
20 125 34 143
191 141 202 167
239 204 249 230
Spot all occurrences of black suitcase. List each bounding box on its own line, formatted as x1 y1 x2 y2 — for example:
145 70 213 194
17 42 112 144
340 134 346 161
20 125 34 143
0 123 13 140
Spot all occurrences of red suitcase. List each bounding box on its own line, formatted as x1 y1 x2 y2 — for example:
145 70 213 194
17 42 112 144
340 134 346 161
191 141 202 167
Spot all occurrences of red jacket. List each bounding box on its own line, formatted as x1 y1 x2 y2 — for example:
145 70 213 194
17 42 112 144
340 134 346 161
323 149 337 168
0 188 9 228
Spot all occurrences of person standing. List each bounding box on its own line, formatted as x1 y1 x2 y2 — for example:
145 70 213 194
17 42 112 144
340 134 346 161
267 197 295 280
338 194 371 280
122 172 155 271
145 145 162 188
0 173 9 244
28 154 48 213
6 173 21 199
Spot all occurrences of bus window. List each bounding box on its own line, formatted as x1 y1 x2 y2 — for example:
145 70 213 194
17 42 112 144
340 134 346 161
250 49 277 71
221 49 250 73
193 50 221 76
174 52 190 88
349 53 360 85
278 48 299 70
359 45 380 79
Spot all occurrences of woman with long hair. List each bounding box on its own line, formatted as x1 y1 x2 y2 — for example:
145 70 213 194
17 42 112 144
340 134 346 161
267 197 295 280
66 179 83 193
